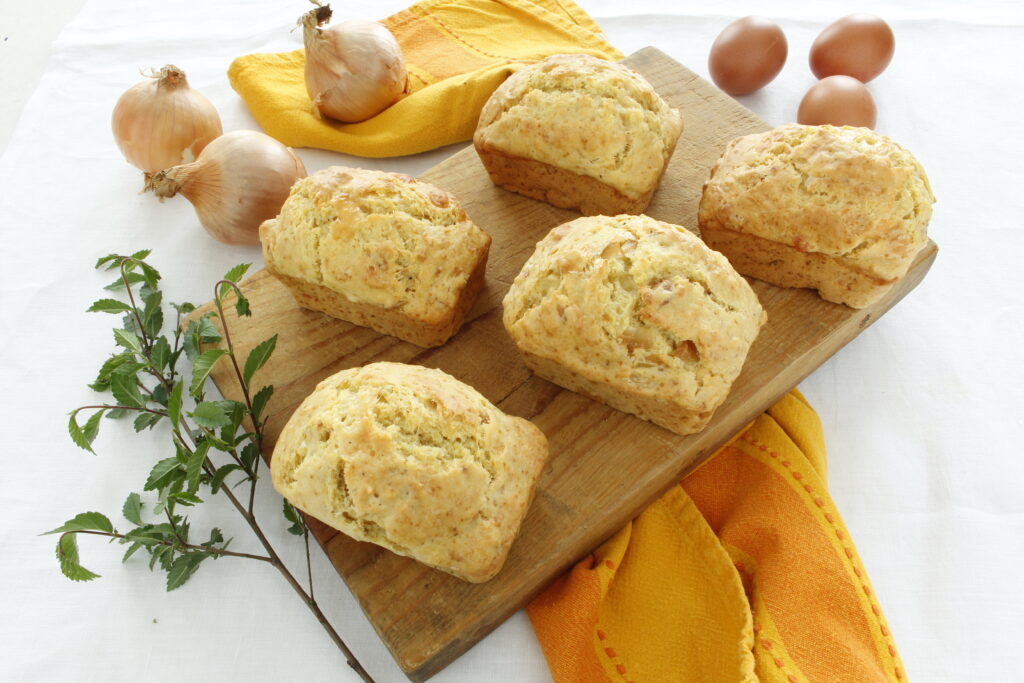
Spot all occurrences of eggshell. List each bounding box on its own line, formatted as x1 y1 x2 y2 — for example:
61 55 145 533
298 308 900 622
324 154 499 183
797 75 877 128
810 14 895 82
709 16 788 95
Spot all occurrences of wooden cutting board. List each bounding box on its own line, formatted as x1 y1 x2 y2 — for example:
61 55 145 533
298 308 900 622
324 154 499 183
198 47 937 681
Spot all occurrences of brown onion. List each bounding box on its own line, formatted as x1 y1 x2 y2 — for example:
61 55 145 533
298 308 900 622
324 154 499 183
145 131 306 245
112 65 222 174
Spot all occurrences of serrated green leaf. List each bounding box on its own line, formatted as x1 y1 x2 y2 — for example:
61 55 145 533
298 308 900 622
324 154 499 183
82 409 104 443
169 491 203 507
122 493 144 526
122 541 143 562
104 272 146 291
56 533 101 581
189 349 228 397
151 336 171 372
110 372 145 409
182 321 200 361
122 312 141 337
124 524 171 545
88 352 134 391
150 383 168 407
133 411 162 432
141 290 163 338
282 500 305 536
171 301 196 316
210 464 242 493
173 441 191 465
137 261 160 289
138 281 157 304
113 328 142 353
130 249 152 261
186 447 206 493
219 264 251 294
243 335 277 386
251 385 274 422
196 316 221 342
43 511 114 535
166 552 209 591
234 291 251 318
105 408 128 420
149 544 172 571
167 381 184 428
87 298 131 314
240 442 260 473
215 400 245 441
68 411 96 454
111 360 147 377
204 528 225 547
191 401 230 430
144 457 181 492
95 254 123 270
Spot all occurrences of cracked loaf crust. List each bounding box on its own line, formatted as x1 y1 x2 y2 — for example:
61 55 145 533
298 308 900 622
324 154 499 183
503 215 765 436
260 167 491 347
698 124 935 308
270 362 549 583
473 53 683 215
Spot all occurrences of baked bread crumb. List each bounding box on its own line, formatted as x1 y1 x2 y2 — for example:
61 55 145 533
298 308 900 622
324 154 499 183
474 54 683 215
698 124 935 308
261 167 491 347
270 362 549 583
503 214 765 436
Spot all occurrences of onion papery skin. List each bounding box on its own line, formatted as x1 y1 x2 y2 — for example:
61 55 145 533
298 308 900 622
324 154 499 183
112 65 223 174
146 131 306 246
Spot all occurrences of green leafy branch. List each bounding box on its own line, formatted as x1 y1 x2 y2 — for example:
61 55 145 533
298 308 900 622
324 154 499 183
51 252 372 682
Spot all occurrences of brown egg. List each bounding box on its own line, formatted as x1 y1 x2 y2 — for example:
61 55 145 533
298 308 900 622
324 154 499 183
798 75 877 128
709 16 788 95
810 14 895 82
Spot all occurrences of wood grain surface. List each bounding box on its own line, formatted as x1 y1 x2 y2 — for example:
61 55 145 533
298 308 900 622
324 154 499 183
197 47 937 680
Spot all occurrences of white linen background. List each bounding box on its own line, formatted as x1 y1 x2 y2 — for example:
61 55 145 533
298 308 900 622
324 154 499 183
1 0 1021 680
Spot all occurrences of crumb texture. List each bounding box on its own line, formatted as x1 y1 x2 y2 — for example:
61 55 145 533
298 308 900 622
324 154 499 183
260 166 491 323
698 124 934 282
474 54 682 198
503 215 765 433
270 362 548 583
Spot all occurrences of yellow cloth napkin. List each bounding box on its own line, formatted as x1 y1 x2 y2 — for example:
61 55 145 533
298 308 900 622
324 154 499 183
528 390 906 682
227 0 622 157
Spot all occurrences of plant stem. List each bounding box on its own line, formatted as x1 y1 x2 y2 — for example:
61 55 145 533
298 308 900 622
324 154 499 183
120 260 151 350
200 460 374 682
304 524 314 602
71 529 273 562
207 291 372 683
212 282 262 518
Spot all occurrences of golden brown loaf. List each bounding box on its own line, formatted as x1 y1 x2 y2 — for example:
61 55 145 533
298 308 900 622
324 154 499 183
474 54 683 216
698 124 935 308
270 362 549 583
503 214 765 436
260 167 491 347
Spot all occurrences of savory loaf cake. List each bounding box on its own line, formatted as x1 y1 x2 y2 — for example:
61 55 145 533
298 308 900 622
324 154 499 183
474 54 683 216
698 124 935 308
270 362 549 583
503 215 765 436
260 167 491 347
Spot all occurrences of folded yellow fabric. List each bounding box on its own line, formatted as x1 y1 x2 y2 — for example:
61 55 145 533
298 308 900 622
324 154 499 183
528 390 906 682
227 0 622 157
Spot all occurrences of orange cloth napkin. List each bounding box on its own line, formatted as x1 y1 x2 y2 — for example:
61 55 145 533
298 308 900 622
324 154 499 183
528 390 906 682
227 0 622 157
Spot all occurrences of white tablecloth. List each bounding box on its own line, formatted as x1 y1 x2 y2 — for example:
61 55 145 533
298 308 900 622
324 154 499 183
2 1 1021 681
